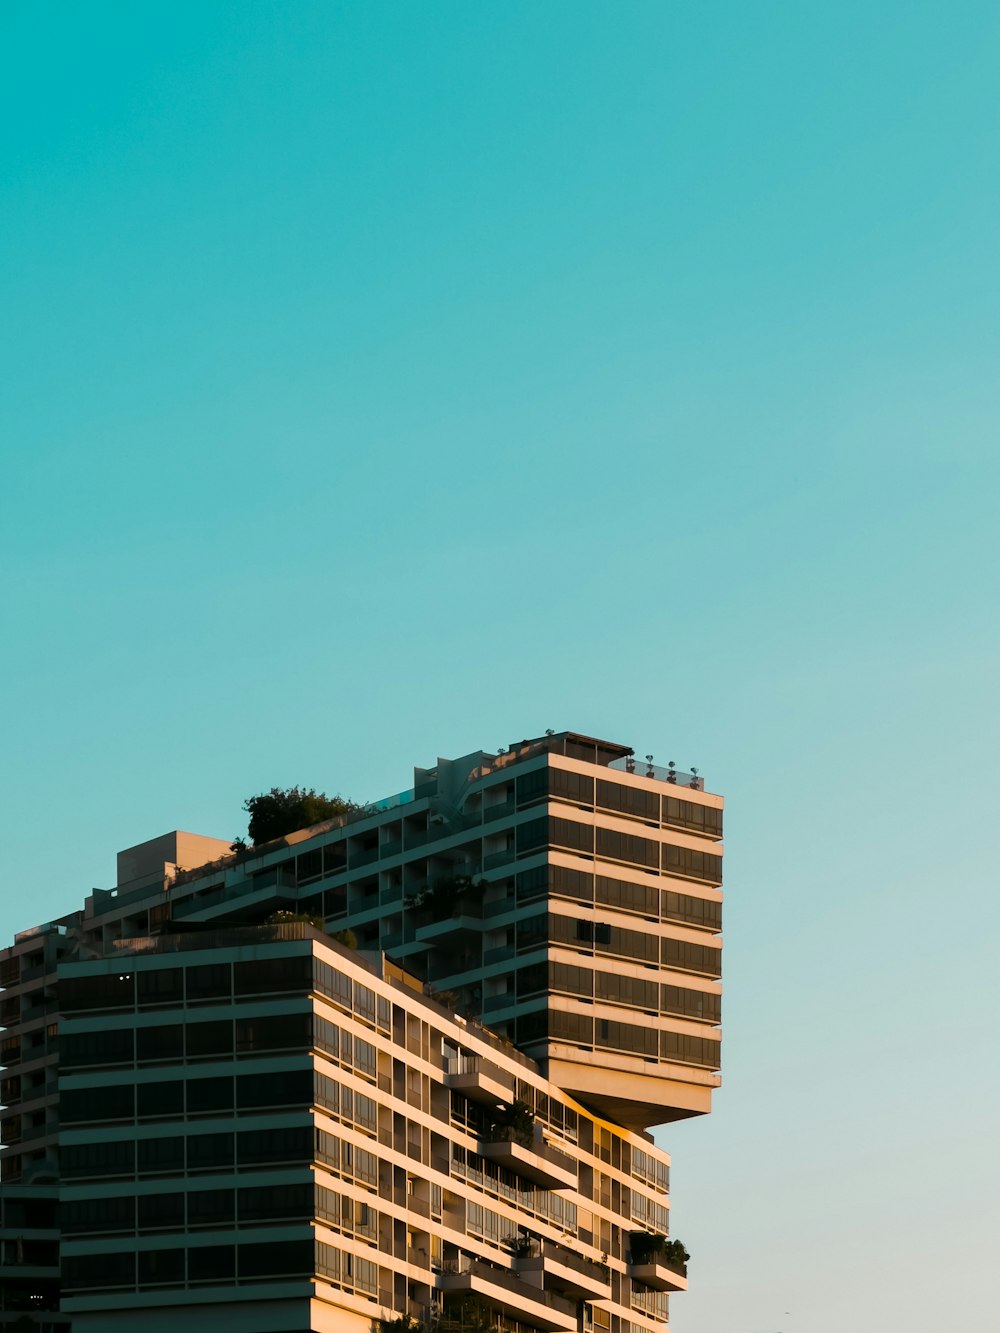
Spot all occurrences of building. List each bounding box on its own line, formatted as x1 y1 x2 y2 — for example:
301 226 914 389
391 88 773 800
0 731 723 1333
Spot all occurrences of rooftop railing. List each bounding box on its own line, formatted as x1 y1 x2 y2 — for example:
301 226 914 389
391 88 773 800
609 756 704 789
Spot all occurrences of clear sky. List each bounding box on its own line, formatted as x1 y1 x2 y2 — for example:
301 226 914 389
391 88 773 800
2 3 998 1329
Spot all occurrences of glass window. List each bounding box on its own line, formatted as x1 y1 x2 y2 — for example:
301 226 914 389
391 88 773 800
137 1193 184 1230
236 1068 312 1110
234 956 312 996
596 780 659 823
188 1188 235 1227
137 1137 184 1175
136 1025 184 1063
138 1247 185 1287
61 1084 134 1124
137 1080 183 1118
188 1132 235 1171
60 973 134 1012
186 963 231 1003
137 969 183 1007
62 1029 134 1068
187 1076 234 1113
189 1244 236 1283
235 1013 311 1053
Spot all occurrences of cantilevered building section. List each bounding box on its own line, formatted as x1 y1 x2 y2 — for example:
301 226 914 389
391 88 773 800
0 731 723 1333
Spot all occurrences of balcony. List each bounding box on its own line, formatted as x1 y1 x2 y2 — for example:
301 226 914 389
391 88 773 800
479 1129 577 1190
444 1055 513 1107
482 850 515 872
627 1236 689 1292
350 845 380 869
483 798 516 824
415 914 483 946
436 1259 578 1332
628 1257 688 1291
517 1241 610 1299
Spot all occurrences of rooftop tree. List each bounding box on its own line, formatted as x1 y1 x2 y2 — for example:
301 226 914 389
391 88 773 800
243 787 365 845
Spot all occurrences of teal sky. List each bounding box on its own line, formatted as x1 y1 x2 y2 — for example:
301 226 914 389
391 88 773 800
2 4 998 1329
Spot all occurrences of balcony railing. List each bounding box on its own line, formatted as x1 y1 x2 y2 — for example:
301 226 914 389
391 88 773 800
610 756 704 789
483 799 516 823
436 1258 578 1330
517 1240 611 1298
479 1128 578 1189
444 1054 514 1106
482 850 515 871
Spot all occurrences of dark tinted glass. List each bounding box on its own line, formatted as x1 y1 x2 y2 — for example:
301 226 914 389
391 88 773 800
187 1076 233 1113
137 969 183 1006
137 1193 184 1229
186 963 231 1002
136 1025 183 1062
137 1080 183 1118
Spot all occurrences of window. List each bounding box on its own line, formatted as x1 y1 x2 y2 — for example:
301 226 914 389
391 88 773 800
62 1029 134 1068
596 827 658 869
186 963 231 1003
137 969 183 1007
189 1244 235 1283
61 974 135 1012
237 1125 311 1166
238 1183 312 1223
188 1132 235 1171
137 1136 184 1175
234 957 312 996
61 1140 134 1179
238 1240 314 1280
516 816 548 854
661 842 723 885
61 1084 134 1124
515 768 548 807
187 1189 235 1227
663 795 723 838
63 1250 135 1291
596 874 658 916
660 1029 722 1069
187 1076 234 1114
661 937 722 978
235 1013 311 1053
137 1193 184 1230
551 817 595 855
63 1195 134 1234
596 780 659 823
661 984 721 1024
136 1025 183 1063
237 1068 312 1110
550 768 596 806
137 1080 183 1118
186 1020 233 1059
662 889 721 931
138 1247 185 1287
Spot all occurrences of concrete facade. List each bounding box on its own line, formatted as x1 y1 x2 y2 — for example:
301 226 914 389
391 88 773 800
0 731 722 1333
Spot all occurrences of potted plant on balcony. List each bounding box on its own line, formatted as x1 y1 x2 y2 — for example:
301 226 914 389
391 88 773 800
502 1232 538 1258
628 1232 689 1272
487 1099 535 1148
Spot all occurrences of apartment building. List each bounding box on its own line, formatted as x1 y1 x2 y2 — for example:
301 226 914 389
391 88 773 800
0 731 723 1333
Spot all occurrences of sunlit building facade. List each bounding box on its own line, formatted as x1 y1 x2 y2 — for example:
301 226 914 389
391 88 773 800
0 732 723 1333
